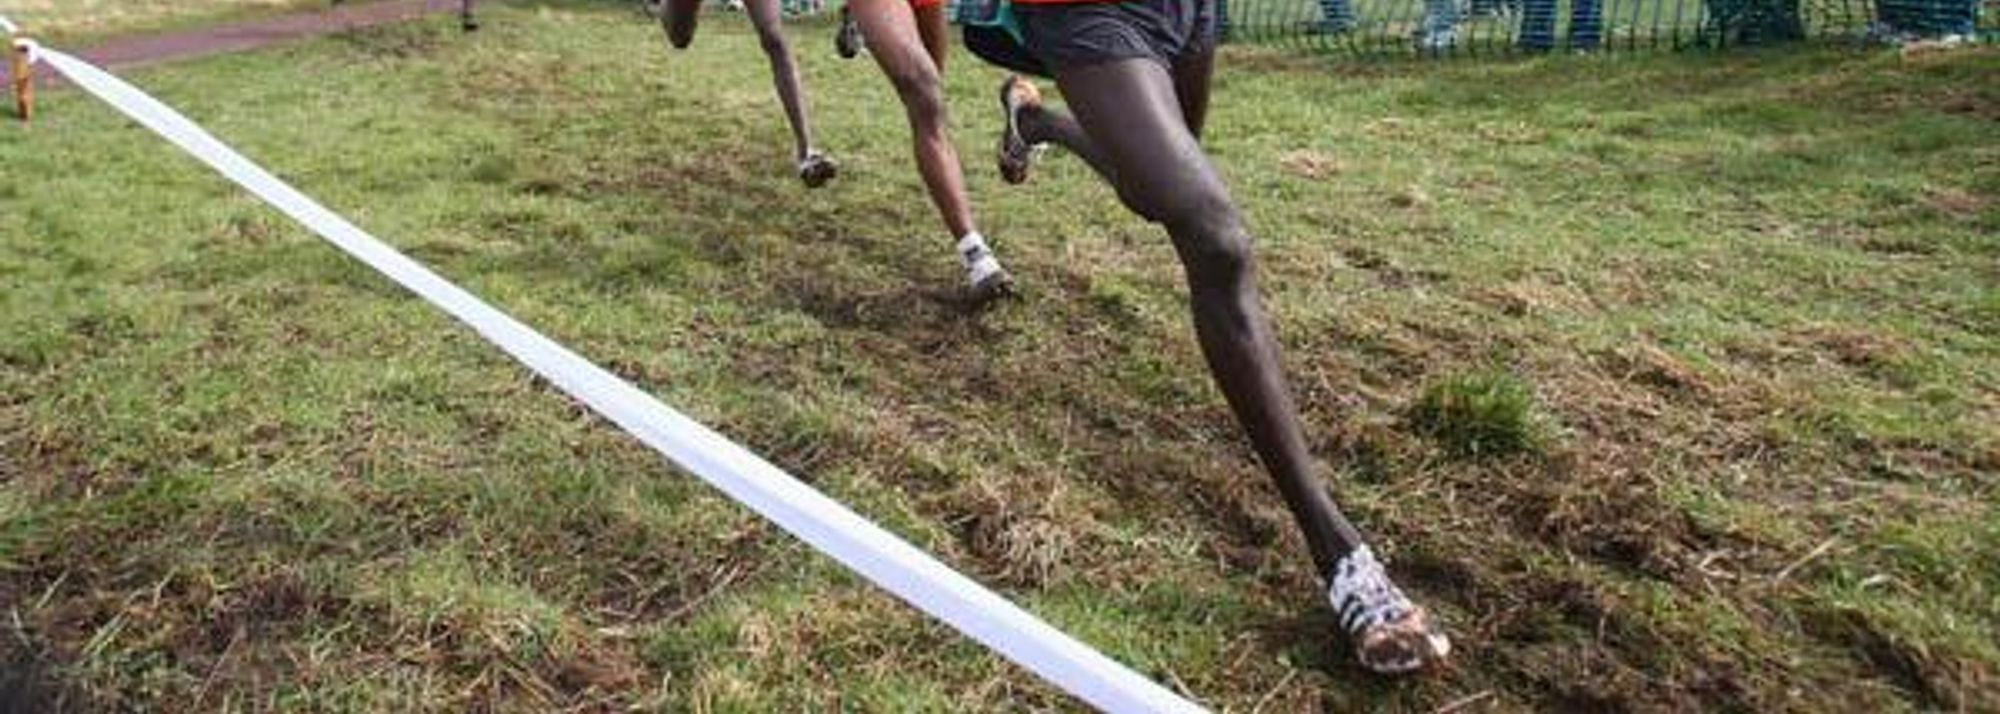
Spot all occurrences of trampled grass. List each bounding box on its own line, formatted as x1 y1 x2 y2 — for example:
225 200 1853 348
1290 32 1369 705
2 2 1996 710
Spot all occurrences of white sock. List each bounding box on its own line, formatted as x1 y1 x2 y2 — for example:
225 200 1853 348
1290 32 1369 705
957 232 1003 285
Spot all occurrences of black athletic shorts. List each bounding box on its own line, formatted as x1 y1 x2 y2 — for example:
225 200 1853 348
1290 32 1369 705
964 0 1218 77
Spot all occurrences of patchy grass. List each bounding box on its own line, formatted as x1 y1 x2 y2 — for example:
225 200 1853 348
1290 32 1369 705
2 2 1997 711
0 0 333 42
1411 371 1545 457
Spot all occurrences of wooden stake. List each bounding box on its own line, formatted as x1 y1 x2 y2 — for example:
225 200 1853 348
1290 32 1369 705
9 37 30 122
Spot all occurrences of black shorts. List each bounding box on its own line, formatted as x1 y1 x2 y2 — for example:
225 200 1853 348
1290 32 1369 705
964 0 1217 77
964 25 1053 77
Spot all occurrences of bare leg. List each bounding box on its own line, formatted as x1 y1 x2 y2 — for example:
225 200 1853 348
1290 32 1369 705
660 0 833 184
1020 56 1447 673
1048 59 1363 574
1009 44 1211 176
742 0 818 162
1011 83 1111 178
1170 46 1212 139
849 0 975 239
662 0 701 48
913 2 952 69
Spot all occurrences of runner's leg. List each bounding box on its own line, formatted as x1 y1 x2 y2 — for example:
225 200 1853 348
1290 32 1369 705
851 0 1013 297
743 0 821 164
850 0 972 239
1049 58 1365 572
662 0 702 48
913 1 952 69
1034 55 1447 674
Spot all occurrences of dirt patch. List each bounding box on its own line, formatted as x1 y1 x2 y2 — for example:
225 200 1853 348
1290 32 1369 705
1922 186 1991 219
1786 325 1912 373
945 477 1089 589
778 276 994 334
330 22 447 59
1278 150 1345 180
1335 247 1448 289
483 504 777 627
0 628 72 714
1801 606 1999 711
1599 342 1715 397
1 0 474 85
0 414 103 501
1470 278 1597 318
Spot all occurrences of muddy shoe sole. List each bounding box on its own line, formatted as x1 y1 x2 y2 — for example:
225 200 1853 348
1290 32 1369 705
835 10 864 59
799 153 839 188
997 76 1039 185
967 268 1018 307
1357 606 1451 675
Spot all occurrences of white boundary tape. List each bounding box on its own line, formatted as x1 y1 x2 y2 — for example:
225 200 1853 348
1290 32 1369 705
12 30 1206 714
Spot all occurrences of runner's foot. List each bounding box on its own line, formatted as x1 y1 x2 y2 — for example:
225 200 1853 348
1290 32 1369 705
836 7 865 58
960 234 1016 305
969 266 1016 305
1329 545 1451 674
798 151 839 188
996 75 1044 185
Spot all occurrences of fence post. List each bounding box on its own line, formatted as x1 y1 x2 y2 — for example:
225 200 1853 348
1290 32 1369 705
9 36 29 122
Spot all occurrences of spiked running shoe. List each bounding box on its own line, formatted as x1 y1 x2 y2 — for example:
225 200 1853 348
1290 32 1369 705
996 75 1043 185
836 8 865 59
798 151 839 188
967 265 1016 306
1329 545 1451 674
960 236 1016 306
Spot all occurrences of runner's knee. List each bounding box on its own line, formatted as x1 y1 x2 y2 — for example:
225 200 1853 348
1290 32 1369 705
1160 189 1252 289
1180 230 1252 291
755 23 789 56
1144 176 1237 231
888 69 948 128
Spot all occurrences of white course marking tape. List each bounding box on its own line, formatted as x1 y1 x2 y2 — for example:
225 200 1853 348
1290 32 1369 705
14 36 1206 714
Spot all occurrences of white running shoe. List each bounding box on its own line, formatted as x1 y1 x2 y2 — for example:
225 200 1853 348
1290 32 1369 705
958 234 1015 304
1329 545 1452 674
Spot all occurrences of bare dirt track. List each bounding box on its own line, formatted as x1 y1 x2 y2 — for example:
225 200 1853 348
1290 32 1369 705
3 0 469 86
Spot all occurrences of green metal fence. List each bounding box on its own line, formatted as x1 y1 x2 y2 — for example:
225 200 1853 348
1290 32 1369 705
771 0 1991 54
1218 0 1994 54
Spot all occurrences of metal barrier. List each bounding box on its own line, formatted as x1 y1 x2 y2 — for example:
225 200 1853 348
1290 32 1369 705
1219 0 1993 55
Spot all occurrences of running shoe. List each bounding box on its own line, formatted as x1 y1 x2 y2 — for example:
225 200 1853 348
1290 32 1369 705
1329 545 1452 674
968 266 1017 305
960 235 1016 305
836 7 865 58
996 75 1043 185
798 151 840 188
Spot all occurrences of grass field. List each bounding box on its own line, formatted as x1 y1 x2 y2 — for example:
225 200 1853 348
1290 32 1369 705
2 1 1997 710
0 0 338 42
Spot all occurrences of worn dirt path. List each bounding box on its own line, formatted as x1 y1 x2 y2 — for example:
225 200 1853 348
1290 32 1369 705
5 0 473 87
